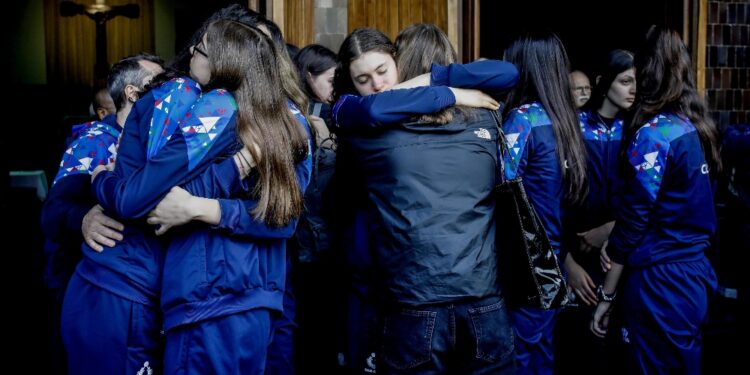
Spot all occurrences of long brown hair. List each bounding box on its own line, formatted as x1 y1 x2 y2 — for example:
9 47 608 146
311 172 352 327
277 44 309 119
395 23 459 124
249 12 310 119
627 26 721 174
204 20 308 226
503 31 588 204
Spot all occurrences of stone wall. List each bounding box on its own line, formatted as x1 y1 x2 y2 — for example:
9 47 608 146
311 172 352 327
706 0 749 126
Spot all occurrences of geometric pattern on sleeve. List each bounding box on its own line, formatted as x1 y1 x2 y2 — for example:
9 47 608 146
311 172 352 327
627 113 694 201
53 121 121 185
180 89 237 171
578 109 623 141
502 102 551 180
147 77 202 160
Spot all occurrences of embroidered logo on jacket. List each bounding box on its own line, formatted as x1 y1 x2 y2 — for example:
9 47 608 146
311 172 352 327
474 128 491 140
365 352 377 374
136 361 153 375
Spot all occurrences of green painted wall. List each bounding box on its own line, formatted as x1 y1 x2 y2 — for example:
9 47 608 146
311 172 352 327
154 0 176 63
12 0 46 84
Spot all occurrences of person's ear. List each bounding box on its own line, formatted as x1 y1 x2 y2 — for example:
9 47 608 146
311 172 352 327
595 75 602 85
124 84 140 103
96 107 107 120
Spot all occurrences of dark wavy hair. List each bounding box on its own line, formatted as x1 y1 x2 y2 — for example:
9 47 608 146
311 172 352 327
333 28 396 99
626 26 721 174
584 49 634 112
503 31 588 204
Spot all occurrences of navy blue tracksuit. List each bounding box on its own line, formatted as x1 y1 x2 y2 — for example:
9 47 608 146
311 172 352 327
608 112 718 374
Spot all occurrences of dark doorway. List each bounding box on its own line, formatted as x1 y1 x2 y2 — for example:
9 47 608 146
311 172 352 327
173 0 243 56
479 0 684 75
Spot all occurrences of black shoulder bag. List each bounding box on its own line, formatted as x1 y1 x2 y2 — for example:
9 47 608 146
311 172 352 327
490 110 569 310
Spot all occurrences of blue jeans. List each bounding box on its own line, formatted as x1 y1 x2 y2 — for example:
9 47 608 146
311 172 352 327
379 295 515 374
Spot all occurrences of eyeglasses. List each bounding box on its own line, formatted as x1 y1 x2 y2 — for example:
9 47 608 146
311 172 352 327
573 86 592 94
192 44 208 58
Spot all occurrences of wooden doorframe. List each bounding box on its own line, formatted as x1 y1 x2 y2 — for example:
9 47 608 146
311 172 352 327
684 0 707 93
263 0 483 61
448 0 460 59
695 0 707 94
459 0 480 62
271 0 284 34
248 0 260 12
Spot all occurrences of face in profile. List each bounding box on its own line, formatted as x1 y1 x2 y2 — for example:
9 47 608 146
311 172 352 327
308 67 335 104
349 51 398 96
190 34 211 86
606 68 636 110
569 71 591 108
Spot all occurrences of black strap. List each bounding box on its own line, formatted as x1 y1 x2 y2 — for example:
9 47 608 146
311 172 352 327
489 109 518 182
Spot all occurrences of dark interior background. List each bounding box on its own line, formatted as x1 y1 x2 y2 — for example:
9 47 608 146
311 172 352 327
479 0 684 76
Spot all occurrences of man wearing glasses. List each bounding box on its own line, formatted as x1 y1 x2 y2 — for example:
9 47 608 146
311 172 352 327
570 70 592 108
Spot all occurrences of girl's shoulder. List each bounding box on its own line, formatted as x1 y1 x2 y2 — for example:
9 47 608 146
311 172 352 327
636 112 696 144
153 76 202 99
192 89 238 114
506 102 551 128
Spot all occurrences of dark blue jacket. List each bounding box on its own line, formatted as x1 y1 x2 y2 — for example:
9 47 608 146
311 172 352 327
82 77 206 306
562 110 624 282
330 59 518 304
333 60 519 130
160 104 312 331
608 113 716 266
343 110 500 304
576 109 624 231
41 114 121 295
502 102 563 255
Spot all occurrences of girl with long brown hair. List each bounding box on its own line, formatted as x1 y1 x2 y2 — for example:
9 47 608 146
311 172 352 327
500 31 587 375
91 20 312 373
591 27 720 374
